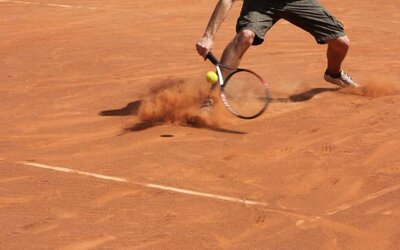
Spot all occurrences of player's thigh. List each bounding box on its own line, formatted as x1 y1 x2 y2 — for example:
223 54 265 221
236 0 279 45
283 0 346 44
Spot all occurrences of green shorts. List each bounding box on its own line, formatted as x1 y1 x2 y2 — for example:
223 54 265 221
236 0 346 45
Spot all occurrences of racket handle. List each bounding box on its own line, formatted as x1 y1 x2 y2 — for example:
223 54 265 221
206 52 220 65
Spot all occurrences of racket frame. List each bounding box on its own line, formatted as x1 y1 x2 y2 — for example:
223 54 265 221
206 52 269 119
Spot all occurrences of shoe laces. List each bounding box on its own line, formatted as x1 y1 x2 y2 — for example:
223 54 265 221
340 71 354 83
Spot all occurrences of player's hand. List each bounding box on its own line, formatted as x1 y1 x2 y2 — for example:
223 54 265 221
196 36 213 58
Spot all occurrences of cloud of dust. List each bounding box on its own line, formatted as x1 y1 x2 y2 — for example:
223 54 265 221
340 75 399 98
132 77 229 130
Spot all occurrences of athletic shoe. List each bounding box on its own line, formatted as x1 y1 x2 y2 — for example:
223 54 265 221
324 70 359 88
200 98 214 112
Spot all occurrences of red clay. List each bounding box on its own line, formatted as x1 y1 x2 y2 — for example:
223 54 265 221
1 0 399 249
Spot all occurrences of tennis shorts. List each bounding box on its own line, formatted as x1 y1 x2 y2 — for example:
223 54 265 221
236 0 346 45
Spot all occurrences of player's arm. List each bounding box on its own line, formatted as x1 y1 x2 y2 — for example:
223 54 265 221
196 0 239 57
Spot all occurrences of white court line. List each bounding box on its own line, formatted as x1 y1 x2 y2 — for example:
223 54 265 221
18 161 400 223
295 183 400 227
324 184 400 216
21 161 127 182
0 0 96 10
46 3 72 8
145 183 265 206
20 161 268 207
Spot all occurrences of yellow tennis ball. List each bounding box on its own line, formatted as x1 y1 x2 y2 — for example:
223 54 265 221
206 71 218 84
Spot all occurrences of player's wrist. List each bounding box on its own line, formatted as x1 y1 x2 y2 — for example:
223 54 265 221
202 32 214 40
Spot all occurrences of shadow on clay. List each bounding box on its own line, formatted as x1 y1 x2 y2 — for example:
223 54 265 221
270 87 339 103
99 87 339 134
99 100 245 135
121 119 246 135
97 87 337 117
99 100 142 116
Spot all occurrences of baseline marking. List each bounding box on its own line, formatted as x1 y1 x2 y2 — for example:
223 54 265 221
20 161 268 207
296 183 400 227
0 0 97 10
19 161 400 224
324 184 400 216
21 161 127 182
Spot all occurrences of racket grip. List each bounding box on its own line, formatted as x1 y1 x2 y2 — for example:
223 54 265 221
206 52 220 65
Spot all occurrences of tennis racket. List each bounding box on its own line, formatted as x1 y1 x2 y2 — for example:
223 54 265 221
206 52 270 119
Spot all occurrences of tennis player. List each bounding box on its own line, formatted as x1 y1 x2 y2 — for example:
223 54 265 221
196 0 359 89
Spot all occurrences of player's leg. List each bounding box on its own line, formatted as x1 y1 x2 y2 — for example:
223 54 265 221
283 0 358 87
219 0 279 77
222 0 279 68
323 35 358 87
222 0 280 68
326 35 350 74
220 30 255 75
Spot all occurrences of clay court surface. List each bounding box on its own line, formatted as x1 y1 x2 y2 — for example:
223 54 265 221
1 0 400 249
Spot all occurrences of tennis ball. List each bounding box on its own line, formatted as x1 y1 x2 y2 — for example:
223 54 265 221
206 71 218 84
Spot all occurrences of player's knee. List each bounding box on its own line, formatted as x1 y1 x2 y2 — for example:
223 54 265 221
329 36 350 52
339 36 350 49
236 30 255 49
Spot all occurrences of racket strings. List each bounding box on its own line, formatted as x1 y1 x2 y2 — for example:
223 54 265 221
222 71 268 118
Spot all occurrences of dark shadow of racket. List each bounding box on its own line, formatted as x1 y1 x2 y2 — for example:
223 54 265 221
271 87 339 103
99 100 142 116
121 121 245 134
99 100 246 135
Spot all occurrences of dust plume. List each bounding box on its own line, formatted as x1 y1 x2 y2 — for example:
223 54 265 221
340 75 399 97
131 77 229 130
